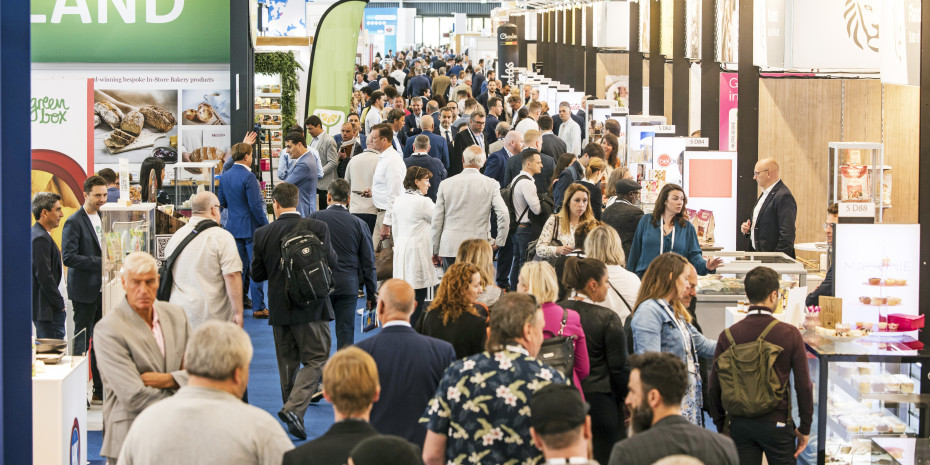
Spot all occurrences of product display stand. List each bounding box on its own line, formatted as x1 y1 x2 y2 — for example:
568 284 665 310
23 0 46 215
827 142 887 223
100 203 156 315
33 356 88 465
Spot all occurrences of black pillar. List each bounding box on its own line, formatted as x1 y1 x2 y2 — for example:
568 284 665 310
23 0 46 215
516 14 527 68
736 0 759 252
629 1 643 114
648 0 664 116
538 12 546 73
230 0 254 151
700 0 720 149
672 0 689 136
918 0 930 438
574 7 584 90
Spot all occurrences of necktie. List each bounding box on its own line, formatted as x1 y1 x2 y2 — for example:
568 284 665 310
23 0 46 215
445 130 452 144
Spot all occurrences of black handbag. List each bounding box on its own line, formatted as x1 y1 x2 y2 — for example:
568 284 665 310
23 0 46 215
537 307 576 382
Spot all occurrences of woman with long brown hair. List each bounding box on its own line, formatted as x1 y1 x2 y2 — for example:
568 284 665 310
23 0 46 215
601 133 621 170
535 183 595 259
391 166 437 324
626 183 723 278
415 262 487 359
456 239 503 306
630 252 716 426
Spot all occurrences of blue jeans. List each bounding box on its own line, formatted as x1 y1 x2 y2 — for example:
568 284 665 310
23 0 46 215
236 237 266 310
330 294 357 350
34 310 66 339
509 224 533 289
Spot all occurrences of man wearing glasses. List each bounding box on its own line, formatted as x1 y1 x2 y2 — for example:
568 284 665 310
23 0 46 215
163 191 244 328
741 158 798 258
806 204 838 307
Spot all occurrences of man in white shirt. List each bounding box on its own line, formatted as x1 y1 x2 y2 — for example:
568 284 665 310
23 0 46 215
557 101 582 155
365 90 386 136
509 150 543 287
514 100 541 135
345 136 381 234
365 124 406 249
164 191 243 328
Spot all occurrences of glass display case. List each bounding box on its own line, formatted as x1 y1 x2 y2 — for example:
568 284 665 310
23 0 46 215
827 142 887 222
802 333 929 465
871 437 930 465
100 203 156 315
169 162 218 216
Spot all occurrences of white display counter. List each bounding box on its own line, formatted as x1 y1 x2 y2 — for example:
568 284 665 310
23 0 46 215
33 356 88 465
724 306 788 328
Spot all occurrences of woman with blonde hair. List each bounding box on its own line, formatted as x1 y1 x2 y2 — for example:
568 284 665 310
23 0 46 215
630 252 716 426
456 239 503 306
415 263 487 359
535 183 595 259
584 225 641 322
578 157 606 220
515 261 589 394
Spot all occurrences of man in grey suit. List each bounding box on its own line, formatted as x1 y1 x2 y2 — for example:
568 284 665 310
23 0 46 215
430 145 509 269
94 252 191 464
306 115 339 210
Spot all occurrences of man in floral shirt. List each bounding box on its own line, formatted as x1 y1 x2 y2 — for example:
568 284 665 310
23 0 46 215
421 293 566 465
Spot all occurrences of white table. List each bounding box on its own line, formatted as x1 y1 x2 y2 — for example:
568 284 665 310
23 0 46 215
724 306 788 328
33 356 88 465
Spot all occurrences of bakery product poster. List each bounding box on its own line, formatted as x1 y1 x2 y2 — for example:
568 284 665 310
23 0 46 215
31 78 92 246
94 89 178 164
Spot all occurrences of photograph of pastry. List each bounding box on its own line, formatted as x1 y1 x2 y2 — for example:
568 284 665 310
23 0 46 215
94 89 178 164
180 90 230 126
179 126 232 174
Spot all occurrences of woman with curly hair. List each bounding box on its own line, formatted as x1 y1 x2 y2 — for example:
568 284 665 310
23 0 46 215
455 239 503 306
415 262 487 359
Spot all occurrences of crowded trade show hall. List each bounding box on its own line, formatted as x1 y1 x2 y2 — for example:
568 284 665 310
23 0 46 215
6 0 930 464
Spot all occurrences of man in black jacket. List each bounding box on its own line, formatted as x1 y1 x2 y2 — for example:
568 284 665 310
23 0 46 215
601 179 644 258
282 347 381 465
449 109 487 177
309 179 377 349
741 158 797 258
61 175 109 401
505 130 555 195
252 182 338 440
539 115 567 161
32 192 66 338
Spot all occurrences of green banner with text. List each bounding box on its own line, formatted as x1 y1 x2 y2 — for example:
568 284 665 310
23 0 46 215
31 0 230 63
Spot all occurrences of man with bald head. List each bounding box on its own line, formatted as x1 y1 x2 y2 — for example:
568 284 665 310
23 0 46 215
164 191 244 328
740 158 797 258
355 279 456 446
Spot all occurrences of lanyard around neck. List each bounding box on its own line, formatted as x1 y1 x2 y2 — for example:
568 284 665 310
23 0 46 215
659 224 675 255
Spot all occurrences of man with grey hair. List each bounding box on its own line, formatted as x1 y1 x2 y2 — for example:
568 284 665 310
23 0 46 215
488 121 510 155
95 252 191 464
557 101 582 155
431 145 508 269
404 134 446 201
117 322 294 465
163 191 243 328
449 109 487 177
31 192 66 338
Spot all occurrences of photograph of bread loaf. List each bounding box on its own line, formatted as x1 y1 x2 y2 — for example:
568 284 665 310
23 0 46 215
179 125 232 175
180 90 230 126
93 89 178 164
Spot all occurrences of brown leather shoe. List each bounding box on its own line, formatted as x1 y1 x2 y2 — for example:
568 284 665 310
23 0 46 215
252 309 270 319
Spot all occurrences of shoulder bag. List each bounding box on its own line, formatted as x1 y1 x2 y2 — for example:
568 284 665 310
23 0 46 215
537 307 576 382
157 219 219 301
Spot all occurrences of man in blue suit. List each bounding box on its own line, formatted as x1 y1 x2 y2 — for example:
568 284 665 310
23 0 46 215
283 132 320 217
406 69 430 100
403 97 425 138
355 279 456 446
218 141 269 317
402 115 449 168
309 179 377 349
485 130 523 189
404 135 447 201
32 192 66 339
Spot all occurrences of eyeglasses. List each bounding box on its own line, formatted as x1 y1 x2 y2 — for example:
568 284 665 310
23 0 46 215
822 222 835 231
753 169 769 176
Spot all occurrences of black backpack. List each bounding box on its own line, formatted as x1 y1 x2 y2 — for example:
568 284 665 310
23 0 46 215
157 219 220 301
501 174 533 234
280 219 334 307
537 308 576 382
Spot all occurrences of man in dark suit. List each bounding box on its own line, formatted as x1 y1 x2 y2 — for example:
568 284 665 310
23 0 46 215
426 100 441 131
32 192 66 339
538 115 568 160
471 69 486 98
219 142 270 317
403 115 449 168
602 179 644 258
608 352 739 465
335 121 365 179
62 175 109 401
386 108 408 153
406 69 430 100
484 95 504 144
485 130 523 189
433 106 458 150
282 347 382 465
404 135 447 201
505 130 555 194
806 204 838 307
740 158 797 258
476 79 500 113
309 179 377 350
356 279 456 446
403 97 425 138
252 182 338 441
449 110 488 177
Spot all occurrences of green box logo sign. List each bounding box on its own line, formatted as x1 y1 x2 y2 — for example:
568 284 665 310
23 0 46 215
32 96 71 124
31 0 230 63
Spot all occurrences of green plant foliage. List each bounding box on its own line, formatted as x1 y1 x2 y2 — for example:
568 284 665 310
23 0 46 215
255 51 303 130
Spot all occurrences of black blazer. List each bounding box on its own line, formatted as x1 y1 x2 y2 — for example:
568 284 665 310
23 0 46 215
541 133 568 159
558 299 629 399
484 113 501 144
61 207 102 303
308 205 377 300
282 420 380 465
403 112 424 137
578 180 603 220
433 125 458 148
505 149 555 195
744 180 797 258
251 212 338 325
32 223 65 321
356 325 456 446
449 128 488 177
415 304 488 360
602 201 644 259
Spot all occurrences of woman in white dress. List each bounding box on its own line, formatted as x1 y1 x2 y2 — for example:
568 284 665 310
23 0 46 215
390 166 438 324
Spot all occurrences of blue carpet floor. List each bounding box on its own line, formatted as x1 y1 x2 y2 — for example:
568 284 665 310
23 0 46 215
88 295 377 462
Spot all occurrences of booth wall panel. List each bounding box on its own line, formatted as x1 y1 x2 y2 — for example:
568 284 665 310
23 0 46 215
664 63 673 120
882 84 920 224
595 53 628 99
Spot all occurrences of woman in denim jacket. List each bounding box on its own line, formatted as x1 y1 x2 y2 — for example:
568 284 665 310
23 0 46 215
630 253 716 426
